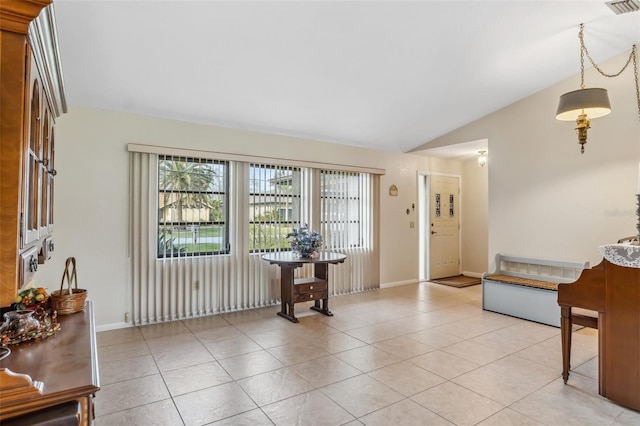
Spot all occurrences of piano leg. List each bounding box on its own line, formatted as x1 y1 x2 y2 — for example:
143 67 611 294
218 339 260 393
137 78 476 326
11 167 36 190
561 306 572 384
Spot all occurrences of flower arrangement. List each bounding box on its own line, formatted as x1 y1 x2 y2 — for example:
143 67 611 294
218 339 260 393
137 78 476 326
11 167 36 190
12 287 50 311
287 224 323 258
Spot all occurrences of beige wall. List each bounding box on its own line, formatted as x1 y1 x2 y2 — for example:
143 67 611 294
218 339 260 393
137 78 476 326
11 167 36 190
461 156 489 276
36 107 463 327
38 46 638 328
422 50 640 271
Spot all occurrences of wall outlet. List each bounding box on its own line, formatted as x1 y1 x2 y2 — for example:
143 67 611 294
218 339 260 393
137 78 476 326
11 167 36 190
194 281 199 290
124 312 130 323
409 221 415 228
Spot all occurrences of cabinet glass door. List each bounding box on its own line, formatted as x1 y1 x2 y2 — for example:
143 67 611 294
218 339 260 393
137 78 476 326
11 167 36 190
23 78 41 247
40 110 49 237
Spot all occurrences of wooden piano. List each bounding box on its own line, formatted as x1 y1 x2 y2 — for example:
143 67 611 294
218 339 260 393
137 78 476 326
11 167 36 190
557 258 640 411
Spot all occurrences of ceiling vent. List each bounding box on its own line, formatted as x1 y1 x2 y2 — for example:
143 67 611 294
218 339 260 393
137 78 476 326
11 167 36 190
605 0 640 14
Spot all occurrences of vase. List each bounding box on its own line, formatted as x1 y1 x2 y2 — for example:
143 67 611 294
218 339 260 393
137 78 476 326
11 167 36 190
295 250 317 259
1 310 40 336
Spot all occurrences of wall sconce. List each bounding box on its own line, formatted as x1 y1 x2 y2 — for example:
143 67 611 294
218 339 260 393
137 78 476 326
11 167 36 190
477 150 487 168
555 23 639 154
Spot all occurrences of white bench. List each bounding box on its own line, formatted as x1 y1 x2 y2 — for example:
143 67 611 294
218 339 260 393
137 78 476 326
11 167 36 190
482 254 589 327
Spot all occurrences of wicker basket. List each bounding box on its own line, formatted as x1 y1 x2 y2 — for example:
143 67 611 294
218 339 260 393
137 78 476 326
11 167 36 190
51 257 87 315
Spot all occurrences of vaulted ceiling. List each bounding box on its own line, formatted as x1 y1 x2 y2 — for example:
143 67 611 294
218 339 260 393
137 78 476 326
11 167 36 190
53 1 639 155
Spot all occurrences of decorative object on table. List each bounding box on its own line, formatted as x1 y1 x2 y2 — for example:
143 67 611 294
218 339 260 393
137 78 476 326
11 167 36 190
0 307 59 346
599 243 640 268
1 285 61 346
555 23 639 153
50 257 87 315
12 286 50 311
2 310 39 335
287 224 323 258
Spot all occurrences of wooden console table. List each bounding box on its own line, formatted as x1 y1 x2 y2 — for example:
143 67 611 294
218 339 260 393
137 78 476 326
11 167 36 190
0 301 100 424
262 251 346 323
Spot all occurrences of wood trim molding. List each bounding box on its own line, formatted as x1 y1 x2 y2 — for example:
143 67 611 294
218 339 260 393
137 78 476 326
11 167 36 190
28 4 66 118
0 369 44 405
128 143 387 175
0 29 29 307
0 0 51 34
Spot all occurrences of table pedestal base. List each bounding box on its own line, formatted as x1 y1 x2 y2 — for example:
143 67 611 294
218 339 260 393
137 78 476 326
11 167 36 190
310 299 333 317
277 299 333 323
277 309 299 323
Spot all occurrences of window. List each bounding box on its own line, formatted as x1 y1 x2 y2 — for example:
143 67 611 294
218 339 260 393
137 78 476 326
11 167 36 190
249 163 301 252
132 148 380 322
157 156 228 257
320 170 363 249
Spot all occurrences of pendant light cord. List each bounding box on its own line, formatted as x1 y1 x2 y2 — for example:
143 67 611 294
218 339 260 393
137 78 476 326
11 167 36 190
579 23 640 121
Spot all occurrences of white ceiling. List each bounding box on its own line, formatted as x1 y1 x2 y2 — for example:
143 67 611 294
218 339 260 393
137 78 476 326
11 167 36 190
53 1 640 156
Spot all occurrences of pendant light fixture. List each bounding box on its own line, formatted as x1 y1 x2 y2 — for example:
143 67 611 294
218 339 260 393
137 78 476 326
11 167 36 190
555 23 639 154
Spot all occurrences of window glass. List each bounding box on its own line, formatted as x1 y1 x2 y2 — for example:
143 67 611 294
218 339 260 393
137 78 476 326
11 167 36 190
320 170 363 249
249 164 301 252
158 156 228 257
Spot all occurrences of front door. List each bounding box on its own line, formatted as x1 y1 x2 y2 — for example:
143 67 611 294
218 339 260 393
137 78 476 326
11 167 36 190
429 175 460 279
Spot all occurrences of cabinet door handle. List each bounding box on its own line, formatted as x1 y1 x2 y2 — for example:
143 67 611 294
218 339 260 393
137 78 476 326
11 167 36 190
48 168 57 176
309 294 314 298
49 240 54 251
29 256 38 272
309 286 314 290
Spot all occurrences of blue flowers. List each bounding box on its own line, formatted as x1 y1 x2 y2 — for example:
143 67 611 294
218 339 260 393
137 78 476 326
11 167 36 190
287 224 323 257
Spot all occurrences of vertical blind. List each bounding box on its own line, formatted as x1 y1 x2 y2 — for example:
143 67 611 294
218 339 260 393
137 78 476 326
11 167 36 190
248 163 301 252
129 151 379 324
320 170 378 294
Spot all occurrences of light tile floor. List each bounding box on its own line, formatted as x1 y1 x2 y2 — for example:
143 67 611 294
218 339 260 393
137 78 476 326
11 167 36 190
94 282 640 425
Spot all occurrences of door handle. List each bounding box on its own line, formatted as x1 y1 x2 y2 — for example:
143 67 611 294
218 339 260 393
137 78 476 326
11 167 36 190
431 231 437 234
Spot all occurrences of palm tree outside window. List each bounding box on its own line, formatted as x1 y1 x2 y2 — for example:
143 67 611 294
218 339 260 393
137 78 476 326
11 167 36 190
157 155 229 257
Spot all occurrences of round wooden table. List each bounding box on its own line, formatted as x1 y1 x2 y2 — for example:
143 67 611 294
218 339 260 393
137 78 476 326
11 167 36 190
262 251 346 323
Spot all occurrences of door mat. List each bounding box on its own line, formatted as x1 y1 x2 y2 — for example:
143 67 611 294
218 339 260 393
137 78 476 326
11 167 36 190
430 275 481 288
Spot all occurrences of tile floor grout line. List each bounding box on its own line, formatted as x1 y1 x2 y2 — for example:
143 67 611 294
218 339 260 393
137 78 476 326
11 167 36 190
93 283 625 425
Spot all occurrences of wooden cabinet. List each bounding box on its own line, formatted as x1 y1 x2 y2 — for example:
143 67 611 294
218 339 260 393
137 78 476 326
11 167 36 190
0 302 100 425
23 59 43 249
24 52 58 262
24 53 57 250
0 0 65 306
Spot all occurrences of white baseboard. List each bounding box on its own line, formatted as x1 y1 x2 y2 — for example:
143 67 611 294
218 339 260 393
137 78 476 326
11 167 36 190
462 271 483 279
380 279 419 288
96 322 133 332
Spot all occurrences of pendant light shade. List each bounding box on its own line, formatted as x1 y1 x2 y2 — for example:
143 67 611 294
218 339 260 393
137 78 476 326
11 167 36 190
555 23 637 153
556 88 611 121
